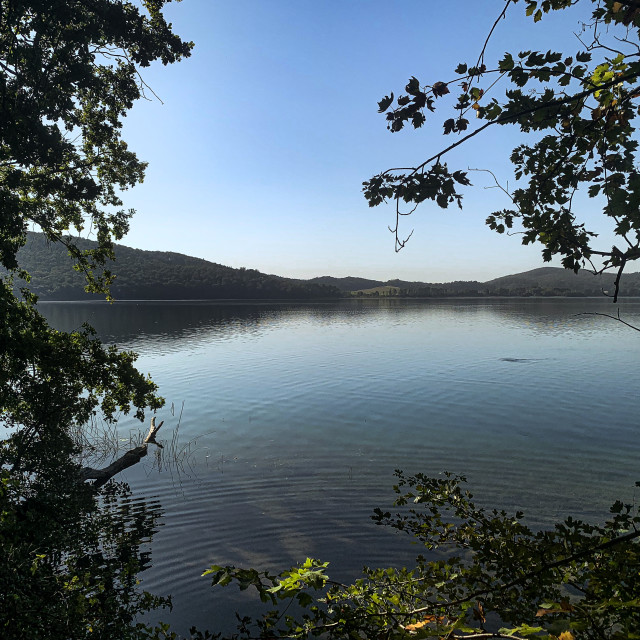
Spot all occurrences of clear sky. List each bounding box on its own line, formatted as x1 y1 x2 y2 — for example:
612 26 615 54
118 0 612 282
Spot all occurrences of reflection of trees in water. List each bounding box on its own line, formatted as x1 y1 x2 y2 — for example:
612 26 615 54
40 301 373 347
344 297 640 337
481 298 640 336
0 474 167 639
39 301 291 346
38 298 640 348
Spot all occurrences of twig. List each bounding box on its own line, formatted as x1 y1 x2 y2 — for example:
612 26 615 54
577 310 640 332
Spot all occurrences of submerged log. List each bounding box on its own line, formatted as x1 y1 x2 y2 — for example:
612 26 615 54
80 417 164 488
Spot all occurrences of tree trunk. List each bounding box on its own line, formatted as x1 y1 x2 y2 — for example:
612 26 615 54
80 417 164 488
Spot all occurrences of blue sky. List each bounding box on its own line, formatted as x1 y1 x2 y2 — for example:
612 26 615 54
119 0 610 282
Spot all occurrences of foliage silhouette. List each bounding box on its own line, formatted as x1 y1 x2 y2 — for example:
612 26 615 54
364 0 640 302
0 1 191 637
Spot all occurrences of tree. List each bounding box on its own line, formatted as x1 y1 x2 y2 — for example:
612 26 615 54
1 0 190 286
203 3 640 638
363 0 640 303
0 0 193 482
0 2 191 637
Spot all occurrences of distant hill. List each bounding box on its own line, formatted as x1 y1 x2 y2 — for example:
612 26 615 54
7 232 342 300
308 276 382 291
309 267 640 298
484 267 640 297
307 275 484 293
5 233 640 300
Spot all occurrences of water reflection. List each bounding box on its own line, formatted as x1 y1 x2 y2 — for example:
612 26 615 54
36 298 640 636
39 297 640 347
40 300 286 347
1 473 168 638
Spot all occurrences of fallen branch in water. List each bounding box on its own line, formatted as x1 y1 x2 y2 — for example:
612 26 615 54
80 417 164 488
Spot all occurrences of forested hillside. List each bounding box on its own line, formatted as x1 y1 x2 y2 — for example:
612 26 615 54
315 267 640 297
483 267 640 296
10 233 640 300
11 233 342 300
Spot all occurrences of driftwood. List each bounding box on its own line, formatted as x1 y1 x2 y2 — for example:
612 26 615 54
80 417 164 488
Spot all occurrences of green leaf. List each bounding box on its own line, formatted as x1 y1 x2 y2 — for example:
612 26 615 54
499 53 515 71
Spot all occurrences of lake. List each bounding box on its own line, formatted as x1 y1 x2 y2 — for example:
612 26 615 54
40 297 640 635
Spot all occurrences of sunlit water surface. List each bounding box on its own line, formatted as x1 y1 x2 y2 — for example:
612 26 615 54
41 298 640 634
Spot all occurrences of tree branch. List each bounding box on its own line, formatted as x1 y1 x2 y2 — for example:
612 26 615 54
383 68 640 182
475 0 514 71
577 309 640 332
407 527 640 617
80 417 164 488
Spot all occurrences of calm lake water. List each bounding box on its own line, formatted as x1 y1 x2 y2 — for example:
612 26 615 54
41 297 640 635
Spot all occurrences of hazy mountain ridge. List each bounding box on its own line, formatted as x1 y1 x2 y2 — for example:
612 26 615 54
6 233 640 300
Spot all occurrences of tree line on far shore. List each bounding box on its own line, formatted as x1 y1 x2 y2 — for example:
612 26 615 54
12 232 640 301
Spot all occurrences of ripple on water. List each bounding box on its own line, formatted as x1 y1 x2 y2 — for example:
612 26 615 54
40 299 640 635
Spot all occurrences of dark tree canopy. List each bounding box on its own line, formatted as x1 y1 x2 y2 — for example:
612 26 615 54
364 0 640 301
0 0 192 286
0 3 191 637
1 0 192 472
